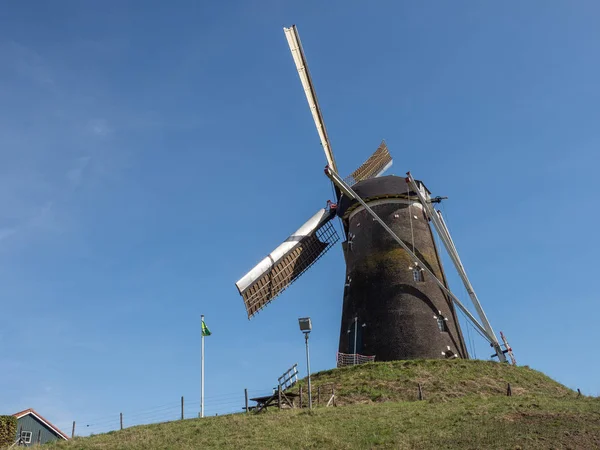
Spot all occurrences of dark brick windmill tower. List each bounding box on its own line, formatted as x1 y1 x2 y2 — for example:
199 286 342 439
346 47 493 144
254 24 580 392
335 176 467 361
235 25 509 365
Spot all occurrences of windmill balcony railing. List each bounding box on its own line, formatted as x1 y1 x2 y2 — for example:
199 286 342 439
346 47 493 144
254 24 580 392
336 352 376 368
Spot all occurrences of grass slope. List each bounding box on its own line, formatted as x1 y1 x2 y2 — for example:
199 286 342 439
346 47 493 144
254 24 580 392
46 361 599 449
49 397 600 450
305 359 572 405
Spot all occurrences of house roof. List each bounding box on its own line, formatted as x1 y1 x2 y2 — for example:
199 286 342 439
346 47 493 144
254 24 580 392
13 408 69 440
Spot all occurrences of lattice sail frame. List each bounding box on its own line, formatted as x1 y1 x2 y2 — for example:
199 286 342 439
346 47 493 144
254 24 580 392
236 209 339 319
344 141 393 186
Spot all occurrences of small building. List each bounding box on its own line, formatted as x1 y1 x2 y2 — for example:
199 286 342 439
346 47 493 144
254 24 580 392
13 408 69 446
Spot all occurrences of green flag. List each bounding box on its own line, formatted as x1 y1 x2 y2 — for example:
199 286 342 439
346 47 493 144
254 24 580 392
201 319 211 336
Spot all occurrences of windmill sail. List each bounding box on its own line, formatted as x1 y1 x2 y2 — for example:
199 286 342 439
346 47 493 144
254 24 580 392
236 208 340 318
344 141 393 186
283 25 337 173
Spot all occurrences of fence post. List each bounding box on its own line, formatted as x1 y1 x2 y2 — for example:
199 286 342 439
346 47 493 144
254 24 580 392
120 412 123 430
245 389 249 413
332 385 336 407
299 385 303 408
418 383 423 401
181 396 184 420
71 421 75 439
278 385 282 410
507 383 512 397
317 386 321 406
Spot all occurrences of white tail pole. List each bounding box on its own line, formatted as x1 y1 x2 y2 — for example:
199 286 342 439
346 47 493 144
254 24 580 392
404 172 506 363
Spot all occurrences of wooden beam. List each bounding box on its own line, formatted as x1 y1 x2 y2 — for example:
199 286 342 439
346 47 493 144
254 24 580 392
280 391 295 408
278 386 282 410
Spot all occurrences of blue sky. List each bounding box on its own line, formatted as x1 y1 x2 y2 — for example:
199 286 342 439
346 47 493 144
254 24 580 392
1 0 599 435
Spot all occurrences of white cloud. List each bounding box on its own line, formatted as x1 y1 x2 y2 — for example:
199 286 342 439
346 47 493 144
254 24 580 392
67 156 92 186
0 228 17 241
86 119 112 137
0 41 55 86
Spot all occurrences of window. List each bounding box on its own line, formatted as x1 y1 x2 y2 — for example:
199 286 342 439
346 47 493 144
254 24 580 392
347 233 355 251
412 267 424 282
436 315 448 332
21 431 32 444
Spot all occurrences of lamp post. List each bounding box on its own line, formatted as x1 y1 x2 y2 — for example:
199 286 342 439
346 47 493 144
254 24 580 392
298 317 312 409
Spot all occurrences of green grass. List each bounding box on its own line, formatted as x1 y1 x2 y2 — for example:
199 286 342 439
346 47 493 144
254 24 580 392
45 360 600 449
48 397 600 450
304 359 573 405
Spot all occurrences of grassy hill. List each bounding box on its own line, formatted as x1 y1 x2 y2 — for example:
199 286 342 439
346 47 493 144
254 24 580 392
46 360 600 449
304 359 572 405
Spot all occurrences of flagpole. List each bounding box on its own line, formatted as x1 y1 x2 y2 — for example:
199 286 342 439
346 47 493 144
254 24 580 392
201 314 205 418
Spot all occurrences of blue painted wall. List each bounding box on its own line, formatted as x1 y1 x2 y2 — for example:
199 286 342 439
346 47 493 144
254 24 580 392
16 414 65 446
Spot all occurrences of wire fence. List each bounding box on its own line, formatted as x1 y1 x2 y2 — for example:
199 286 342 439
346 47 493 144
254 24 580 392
53 378 583 440
55 388 276 438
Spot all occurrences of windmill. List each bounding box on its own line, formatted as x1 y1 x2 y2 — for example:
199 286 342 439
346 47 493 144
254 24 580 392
235 25 511 364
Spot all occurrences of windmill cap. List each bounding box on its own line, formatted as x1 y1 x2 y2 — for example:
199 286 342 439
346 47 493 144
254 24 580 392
337 175 430 219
